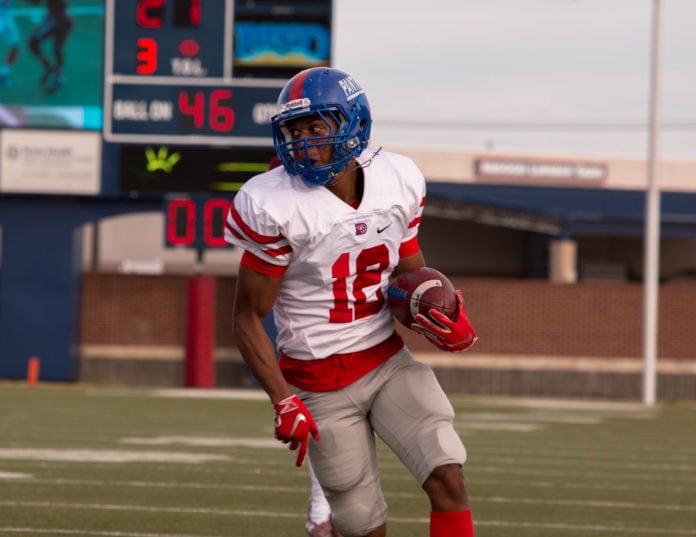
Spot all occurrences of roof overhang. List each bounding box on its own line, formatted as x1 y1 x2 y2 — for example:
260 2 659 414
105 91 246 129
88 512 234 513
425 182 696 238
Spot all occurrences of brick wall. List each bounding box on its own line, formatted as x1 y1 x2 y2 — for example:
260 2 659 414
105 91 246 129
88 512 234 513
81 274 237 348
80 273 696 361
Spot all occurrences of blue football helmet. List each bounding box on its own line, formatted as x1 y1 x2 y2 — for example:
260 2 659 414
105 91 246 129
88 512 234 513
271 67 372 187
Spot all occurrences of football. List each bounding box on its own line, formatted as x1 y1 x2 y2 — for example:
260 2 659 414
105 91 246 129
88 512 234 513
387 267 457 328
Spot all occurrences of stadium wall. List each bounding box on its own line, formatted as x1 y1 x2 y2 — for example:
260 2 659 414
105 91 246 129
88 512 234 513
79 273 696 400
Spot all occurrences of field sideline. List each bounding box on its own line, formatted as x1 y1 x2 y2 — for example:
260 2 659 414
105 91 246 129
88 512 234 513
1 383 695 536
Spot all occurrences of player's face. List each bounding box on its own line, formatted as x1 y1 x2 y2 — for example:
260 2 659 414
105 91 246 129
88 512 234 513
285 114 337 167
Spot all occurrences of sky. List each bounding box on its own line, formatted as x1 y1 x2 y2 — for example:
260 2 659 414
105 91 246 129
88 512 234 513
332 0 696 158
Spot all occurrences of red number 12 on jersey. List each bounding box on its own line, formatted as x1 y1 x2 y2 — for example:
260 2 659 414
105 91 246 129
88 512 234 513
330 245 390 323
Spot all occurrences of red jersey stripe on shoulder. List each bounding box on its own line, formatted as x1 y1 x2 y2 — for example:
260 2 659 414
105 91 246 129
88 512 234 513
399 236 420 258
227 218 292 258
288 69 311 101
229 203 284 245
266 244 293 258
225 220 245 241
408 216 422 229
407 197 425 228
241 250 286 278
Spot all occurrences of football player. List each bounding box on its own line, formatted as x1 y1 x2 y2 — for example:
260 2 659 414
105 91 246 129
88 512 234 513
27 0 72 94
265 154 342 537
226 67 477 537
0 0 20 87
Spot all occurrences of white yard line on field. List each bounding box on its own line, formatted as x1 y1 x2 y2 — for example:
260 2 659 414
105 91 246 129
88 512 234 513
150 388 269 400
477 495 696 512
119 436 282 449
3 514 696 537
0 529 227 537
0 448 227 464
2 494 694 514
0 472 32 480
472 464 696 483
0 501 300 518
0 477 308 494
473 520 696 535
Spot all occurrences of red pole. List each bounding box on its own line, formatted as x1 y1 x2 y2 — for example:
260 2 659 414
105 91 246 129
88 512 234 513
184 274 215 387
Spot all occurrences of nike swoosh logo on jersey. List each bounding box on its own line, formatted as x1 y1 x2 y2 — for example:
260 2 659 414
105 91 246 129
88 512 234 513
377 223 392 233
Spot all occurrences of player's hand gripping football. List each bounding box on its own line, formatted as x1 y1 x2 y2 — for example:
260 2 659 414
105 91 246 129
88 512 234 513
273 395 319 467
411 290 478 352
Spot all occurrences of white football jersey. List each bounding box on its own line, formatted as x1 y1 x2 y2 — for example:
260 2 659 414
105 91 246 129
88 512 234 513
226 148 425 359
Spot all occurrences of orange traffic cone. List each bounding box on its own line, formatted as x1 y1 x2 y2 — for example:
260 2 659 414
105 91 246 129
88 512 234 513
27 356 40 386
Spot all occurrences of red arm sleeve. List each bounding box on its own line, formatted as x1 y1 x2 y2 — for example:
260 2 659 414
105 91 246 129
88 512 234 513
398 236 420 258
240 250 287 279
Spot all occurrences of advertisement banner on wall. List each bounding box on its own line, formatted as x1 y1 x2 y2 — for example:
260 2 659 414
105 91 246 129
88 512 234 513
0 129 102 195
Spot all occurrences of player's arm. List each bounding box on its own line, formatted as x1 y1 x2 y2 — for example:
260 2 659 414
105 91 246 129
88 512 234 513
392 234 426 278
393 250 425 276
233 264 291 403
233 262 319 466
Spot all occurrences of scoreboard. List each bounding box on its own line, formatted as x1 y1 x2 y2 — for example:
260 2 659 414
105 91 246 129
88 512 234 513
102 0 333 248
103 0 332 146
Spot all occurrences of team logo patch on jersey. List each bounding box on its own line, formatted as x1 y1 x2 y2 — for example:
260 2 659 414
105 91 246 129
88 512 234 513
355 222 368 235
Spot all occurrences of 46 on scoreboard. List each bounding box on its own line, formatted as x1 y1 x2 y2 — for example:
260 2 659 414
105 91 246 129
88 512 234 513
104 0 332 146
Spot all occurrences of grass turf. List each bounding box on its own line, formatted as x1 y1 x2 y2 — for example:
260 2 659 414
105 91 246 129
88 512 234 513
1 383 695 536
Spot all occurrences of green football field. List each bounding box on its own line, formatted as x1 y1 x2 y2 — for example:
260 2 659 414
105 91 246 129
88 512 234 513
0 383 695 536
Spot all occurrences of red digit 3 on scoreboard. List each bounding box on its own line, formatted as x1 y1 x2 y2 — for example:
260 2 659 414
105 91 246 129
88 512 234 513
136 37 158 74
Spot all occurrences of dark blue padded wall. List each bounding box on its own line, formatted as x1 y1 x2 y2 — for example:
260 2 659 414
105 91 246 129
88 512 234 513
0 200 85 380
0 197 161 381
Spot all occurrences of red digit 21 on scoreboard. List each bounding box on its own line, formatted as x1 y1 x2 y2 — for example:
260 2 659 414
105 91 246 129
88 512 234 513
136 0 201 28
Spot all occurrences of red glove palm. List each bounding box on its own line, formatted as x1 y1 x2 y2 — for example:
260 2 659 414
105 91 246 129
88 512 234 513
273 395 319 467
412 290 477 352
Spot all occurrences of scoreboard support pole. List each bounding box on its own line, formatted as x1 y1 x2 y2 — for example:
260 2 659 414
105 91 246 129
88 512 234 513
184 273 216 388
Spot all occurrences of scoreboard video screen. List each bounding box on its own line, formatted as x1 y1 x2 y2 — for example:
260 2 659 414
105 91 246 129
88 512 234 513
105 0 333 236
0 1 332 199
0 1 104 130
103 0 332 146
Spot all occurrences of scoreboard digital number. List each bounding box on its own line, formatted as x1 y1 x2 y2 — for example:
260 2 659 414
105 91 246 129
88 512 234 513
103 0 332 146
165 196 230 249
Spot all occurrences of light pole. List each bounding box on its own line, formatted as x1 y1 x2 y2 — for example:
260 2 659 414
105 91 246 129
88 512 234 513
642 0 662 406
